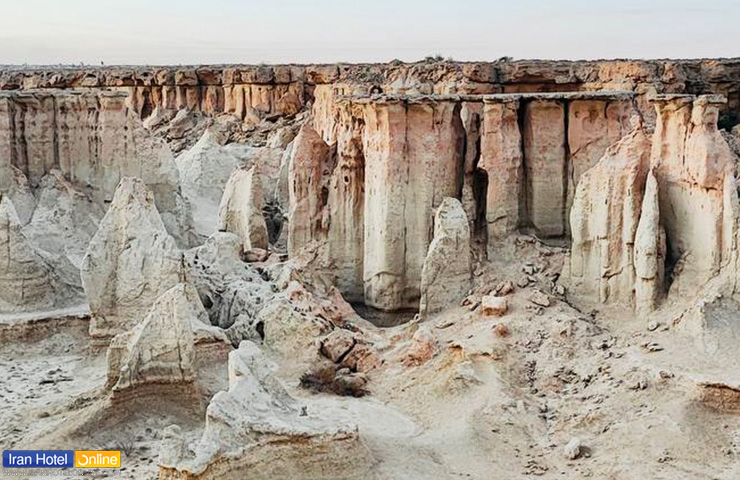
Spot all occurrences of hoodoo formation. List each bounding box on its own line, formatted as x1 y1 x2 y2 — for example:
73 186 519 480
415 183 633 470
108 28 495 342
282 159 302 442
2 58 740 480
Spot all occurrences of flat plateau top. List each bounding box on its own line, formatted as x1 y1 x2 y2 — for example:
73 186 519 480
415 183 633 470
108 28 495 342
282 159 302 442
337 91 636 104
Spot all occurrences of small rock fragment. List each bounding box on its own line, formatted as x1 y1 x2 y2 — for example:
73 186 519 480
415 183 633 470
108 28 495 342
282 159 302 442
481 295 508 316
564 438 582 460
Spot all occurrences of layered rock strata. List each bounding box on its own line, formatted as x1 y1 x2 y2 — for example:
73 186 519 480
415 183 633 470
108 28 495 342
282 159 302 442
0 90 191 246
3 59 739 124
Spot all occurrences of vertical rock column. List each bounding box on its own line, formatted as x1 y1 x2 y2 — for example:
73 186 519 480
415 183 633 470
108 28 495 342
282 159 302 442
566 99 632 232
327 100 366 301
523 99 567 237
479 97 523 246
362 97 464 311
287 124 333 255
649 95 736 294
564 127 652 305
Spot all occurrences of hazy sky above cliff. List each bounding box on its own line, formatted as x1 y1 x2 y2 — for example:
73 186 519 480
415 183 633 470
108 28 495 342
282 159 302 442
1 0 738 64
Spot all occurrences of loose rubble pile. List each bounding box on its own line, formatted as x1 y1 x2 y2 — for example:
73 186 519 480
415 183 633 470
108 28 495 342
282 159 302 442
1 60 740 480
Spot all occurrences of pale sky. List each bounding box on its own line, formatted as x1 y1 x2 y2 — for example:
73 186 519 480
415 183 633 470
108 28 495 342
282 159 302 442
1 0 738 65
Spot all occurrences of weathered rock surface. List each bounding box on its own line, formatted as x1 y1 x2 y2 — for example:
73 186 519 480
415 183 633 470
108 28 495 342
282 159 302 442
0 195 82 313
650 95 737 295
158 341 372 480
361 97 464 311
217 165 268 252
420 198 472 316
564 126 652 306
634 171 665 313
23 170 105 290
106 283 200 393
0 90 193 247
565 94 739 312
184 232 275 332
81 178 184 342
177 129 241 240
288 124 333 255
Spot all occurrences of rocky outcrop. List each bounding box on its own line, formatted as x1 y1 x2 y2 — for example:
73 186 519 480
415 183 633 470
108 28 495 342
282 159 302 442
361 97 465 311
420 198 472 316
479 97 523 241
106 283 200 393
0 90 192 246
184 232 275 331
650 95 737 295
23 170 105 290
564 126 652 306
81 178 184 343
176 129 242 240
217 166 269 252
158 341 372 480
565 94 739 311
3 59 739 125
287 124 333 255
0 195 82 314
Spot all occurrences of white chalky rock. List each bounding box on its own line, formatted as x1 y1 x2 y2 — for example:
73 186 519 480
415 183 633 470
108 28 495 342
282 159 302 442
81 177 184 342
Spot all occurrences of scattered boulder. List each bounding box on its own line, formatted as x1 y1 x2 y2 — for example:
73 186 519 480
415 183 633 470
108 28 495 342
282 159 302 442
481 295 508 316
564 437 583 460
403 327 439 366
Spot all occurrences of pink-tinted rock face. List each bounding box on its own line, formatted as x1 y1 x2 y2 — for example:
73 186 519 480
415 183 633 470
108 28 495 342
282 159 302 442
291 92 638 312
479 98 523 241
523 99 567 238
564 94 740 312
650 95 737 295
362 98 465 311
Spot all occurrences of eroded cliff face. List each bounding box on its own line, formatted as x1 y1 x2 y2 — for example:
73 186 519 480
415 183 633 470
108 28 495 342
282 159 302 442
296 92 633 312
564 94 739 312
3 59 738 125
0 90 191 246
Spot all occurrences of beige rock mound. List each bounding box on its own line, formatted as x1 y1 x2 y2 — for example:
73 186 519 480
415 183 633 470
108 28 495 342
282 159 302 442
420 198 472 316
23 170 106 290
176 129 241 240
564 125 653 306
217 165 268 252
81 177 184 343
0 195 82 314
158 341 373 480
106 283 199 393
